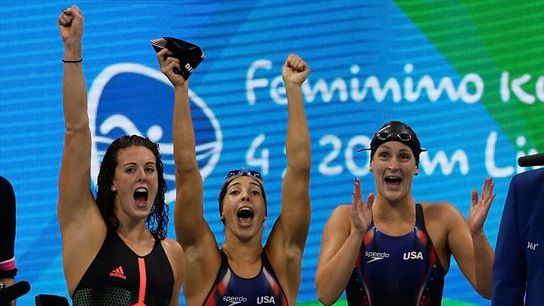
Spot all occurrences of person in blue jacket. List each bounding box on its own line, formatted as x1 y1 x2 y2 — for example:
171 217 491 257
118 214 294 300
493 168 544 306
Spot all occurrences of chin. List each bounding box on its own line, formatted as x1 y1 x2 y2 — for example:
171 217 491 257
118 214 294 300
387 193 410 204
236 225 261 240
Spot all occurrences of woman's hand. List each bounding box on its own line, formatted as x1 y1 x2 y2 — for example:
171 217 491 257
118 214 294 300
351 178 374 235
468 177 495 234
282 54 310 86
58 5 83 52
156 48 187 88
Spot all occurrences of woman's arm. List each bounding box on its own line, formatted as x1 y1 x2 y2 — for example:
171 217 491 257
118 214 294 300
468 177 495 298
157 49 219 303
315 179 373 305
57 6 106 294
162 238 184 306
157 49 207 246
265 54 311 302
448 178 495 299
272 54 312 249
57 6 97 230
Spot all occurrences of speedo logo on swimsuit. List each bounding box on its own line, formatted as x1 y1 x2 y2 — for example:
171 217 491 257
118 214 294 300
222 295 248 306
109 266 127 280
365 251 390 263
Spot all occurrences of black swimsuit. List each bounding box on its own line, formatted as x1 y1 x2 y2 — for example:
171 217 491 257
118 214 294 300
72 230 173 306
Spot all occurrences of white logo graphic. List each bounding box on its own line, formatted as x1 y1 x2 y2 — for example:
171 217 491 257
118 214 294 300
222 295 248 306
365 251 390 263
257 296 276 304
88 63 222 204
403 251 424 260
528 241 539 251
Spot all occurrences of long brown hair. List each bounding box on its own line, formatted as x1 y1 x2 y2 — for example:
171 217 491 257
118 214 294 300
96 135 168 239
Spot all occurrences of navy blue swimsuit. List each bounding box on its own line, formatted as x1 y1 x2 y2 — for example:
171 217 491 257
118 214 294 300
203 250 288 306
346 204 445 306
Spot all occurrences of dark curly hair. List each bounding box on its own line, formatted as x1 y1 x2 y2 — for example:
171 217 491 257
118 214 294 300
96 135 168 240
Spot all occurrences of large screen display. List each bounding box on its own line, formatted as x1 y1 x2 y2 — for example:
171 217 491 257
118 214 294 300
1 1 543 305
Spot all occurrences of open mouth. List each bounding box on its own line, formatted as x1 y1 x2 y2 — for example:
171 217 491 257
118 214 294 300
384 175 402 186
134 187 149 207
237 207 254 226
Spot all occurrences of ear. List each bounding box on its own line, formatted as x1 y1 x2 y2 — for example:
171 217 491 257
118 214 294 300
414 168 419 176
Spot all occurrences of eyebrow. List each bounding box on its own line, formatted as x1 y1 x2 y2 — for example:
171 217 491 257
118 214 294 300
228 181 261 189
121 161 156 167
377 147 412 154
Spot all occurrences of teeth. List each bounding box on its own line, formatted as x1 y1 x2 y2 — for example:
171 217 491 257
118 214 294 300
136 188 147 192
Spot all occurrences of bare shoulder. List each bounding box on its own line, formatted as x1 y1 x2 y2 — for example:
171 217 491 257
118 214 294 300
421 201 466 234
419 202 466 272
330 204 351 220
161 237 184 258
421 202 461 220
323 204 352 235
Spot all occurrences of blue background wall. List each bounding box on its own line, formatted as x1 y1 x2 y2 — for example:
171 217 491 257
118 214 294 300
1 1 543 305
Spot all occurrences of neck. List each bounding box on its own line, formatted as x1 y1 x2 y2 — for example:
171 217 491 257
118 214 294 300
222 236 263 263
372 197 416 235
221 240 264 279
116 226 155 257
116 224 152 242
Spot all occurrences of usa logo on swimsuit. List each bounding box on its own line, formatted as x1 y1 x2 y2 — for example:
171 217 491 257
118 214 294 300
88 63 222 204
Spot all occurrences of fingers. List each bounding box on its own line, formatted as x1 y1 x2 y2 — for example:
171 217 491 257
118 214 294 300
285 53 307 72
156 48 173 64
157 49 180 71
156 48 187 84
487 193 496 208
366 192 374 211
70 5 83 16
471 189 478 206
480 177 495 207
353 177 374 210
472 177 495 209
58 5 83 27
354 177 361 199
351 179 360 217
352 178 362 208
164 60 181 77
58 10 73 26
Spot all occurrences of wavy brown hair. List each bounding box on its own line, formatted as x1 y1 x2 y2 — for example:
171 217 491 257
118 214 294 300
96 135 168 239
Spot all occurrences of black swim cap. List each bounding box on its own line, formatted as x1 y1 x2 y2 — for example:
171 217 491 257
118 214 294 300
367 121 425 166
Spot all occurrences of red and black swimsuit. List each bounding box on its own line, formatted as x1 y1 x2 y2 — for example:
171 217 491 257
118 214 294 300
72 229 173 306
346 204 445 306
203 250 288 306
